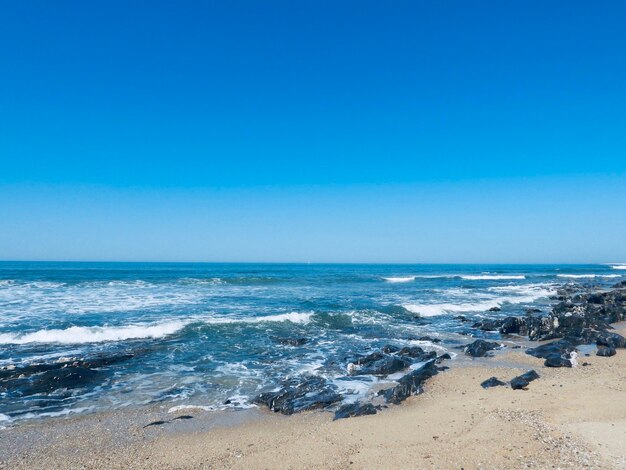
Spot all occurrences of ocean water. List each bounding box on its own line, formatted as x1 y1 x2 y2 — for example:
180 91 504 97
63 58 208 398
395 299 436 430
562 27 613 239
0 262 624 424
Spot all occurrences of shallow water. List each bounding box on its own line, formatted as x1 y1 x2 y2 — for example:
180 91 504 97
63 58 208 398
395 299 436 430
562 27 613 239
0 262 622 424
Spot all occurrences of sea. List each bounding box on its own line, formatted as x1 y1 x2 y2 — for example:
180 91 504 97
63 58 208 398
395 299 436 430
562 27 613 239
1 262 624 425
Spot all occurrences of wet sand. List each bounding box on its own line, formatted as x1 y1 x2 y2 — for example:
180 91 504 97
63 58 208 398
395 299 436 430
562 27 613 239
1 327 625 469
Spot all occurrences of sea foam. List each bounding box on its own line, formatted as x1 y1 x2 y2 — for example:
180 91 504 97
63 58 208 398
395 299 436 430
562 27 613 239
0 320 187 345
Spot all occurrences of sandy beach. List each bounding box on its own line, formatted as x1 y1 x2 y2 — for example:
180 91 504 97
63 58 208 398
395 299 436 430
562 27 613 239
2 324 624 470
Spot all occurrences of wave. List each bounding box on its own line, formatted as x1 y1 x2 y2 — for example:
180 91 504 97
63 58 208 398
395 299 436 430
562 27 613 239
404 284 554 317
610 265 626 270
382 276 416 283
202 311 314 325
557 274 622 279
0 311 315 345
459 275 526 280
0 320 187 345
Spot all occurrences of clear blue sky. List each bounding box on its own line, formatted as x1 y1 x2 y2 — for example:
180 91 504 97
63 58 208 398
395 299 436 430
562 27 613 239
1 1 625 262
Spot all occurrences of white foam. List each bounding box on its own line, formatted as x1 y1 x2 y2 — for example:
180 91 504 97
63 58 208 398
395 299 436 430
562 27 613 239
610 265 626 270
404 284 554 317
0 413 10 422
167 404 216 413
460 275 526 280
557 274 621 279
382 276 416 283
203 311 313 325
403 300 498 317
0 320 187 345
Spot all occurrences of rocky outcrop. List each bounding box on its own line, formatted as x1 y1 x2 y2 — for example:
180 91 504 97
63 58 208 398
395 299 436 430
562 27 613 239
464 339 502 357
381 360 439 404
334 402 379 420
253 375 342 415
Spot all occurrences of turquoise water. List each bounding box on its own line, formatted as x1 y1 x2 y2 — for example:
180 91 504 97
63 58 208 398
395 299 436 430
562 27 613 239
0 262 623 423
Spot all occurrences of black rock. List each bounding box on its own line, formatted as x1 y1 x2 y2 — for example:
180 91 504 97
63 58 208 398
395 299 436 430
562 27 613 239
526 338 578 359
595 331 626 349
488 306 502 312
480 377 506 388
500 317 528 336
612 280 626 289
333 402 379 420
143 420 167 428
273 337 309 347
510 370 540 390
415 336 442 343
596 347 616 357
543 354 572 368
472 319 504 331
381 360 439 404
355 356 412 376
253 375 342 415
396 346 437 361
464 340 502 358
381 344 400 354
436 353 452 363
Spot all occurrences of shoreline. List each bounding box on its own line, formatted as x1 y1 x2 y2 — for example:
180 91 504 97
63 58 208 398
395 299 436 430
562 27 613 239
2 324 624 469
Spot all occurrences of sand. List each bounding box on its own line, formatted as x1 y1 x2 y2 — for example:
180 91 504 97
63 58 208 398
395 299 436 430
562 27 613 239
1 328 625 469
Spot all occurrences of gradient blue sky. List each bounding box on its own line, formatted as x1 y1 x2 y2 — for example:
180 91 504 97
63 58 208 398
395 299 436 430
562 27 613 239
1 1 625 262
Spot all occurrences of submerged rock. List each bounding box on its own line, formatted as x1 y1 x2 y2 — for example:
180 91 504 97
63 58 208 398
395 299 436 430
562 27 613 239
333 402 378 420
480 377 506 388
510 370 540 390
253 375 342 415
596 347 616 357
272 337 309 347
464 340 502 358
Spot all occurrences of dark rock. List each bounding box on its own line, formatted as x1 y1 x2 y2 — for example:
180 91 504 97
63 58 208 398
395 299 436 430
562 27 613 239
396 346 437 362
253 375 342 415
595 331 626 349
481 377 506 388
273 337 308 347
333 402 379 420
596 347 616 357
143 420 167 428
500 316 528 336
544 354 572 368
612 280 626 289
381 345 400 354
527 314 559 341
455 315 469 322
464 340 502 357
526 338 578 359
510 370 540 390
488 306 501 312
436 353 452 363
172 415 193 420
382 360 439 404
472 319 504 331
354 356 412 376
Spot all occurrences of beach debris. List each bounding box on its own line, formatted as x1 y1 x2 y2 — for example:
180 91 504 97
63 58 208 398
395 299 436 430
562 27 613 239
464 339 502 357
596 346 616 357
510 370 540 390
333 402 379 420
480 377 506 388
